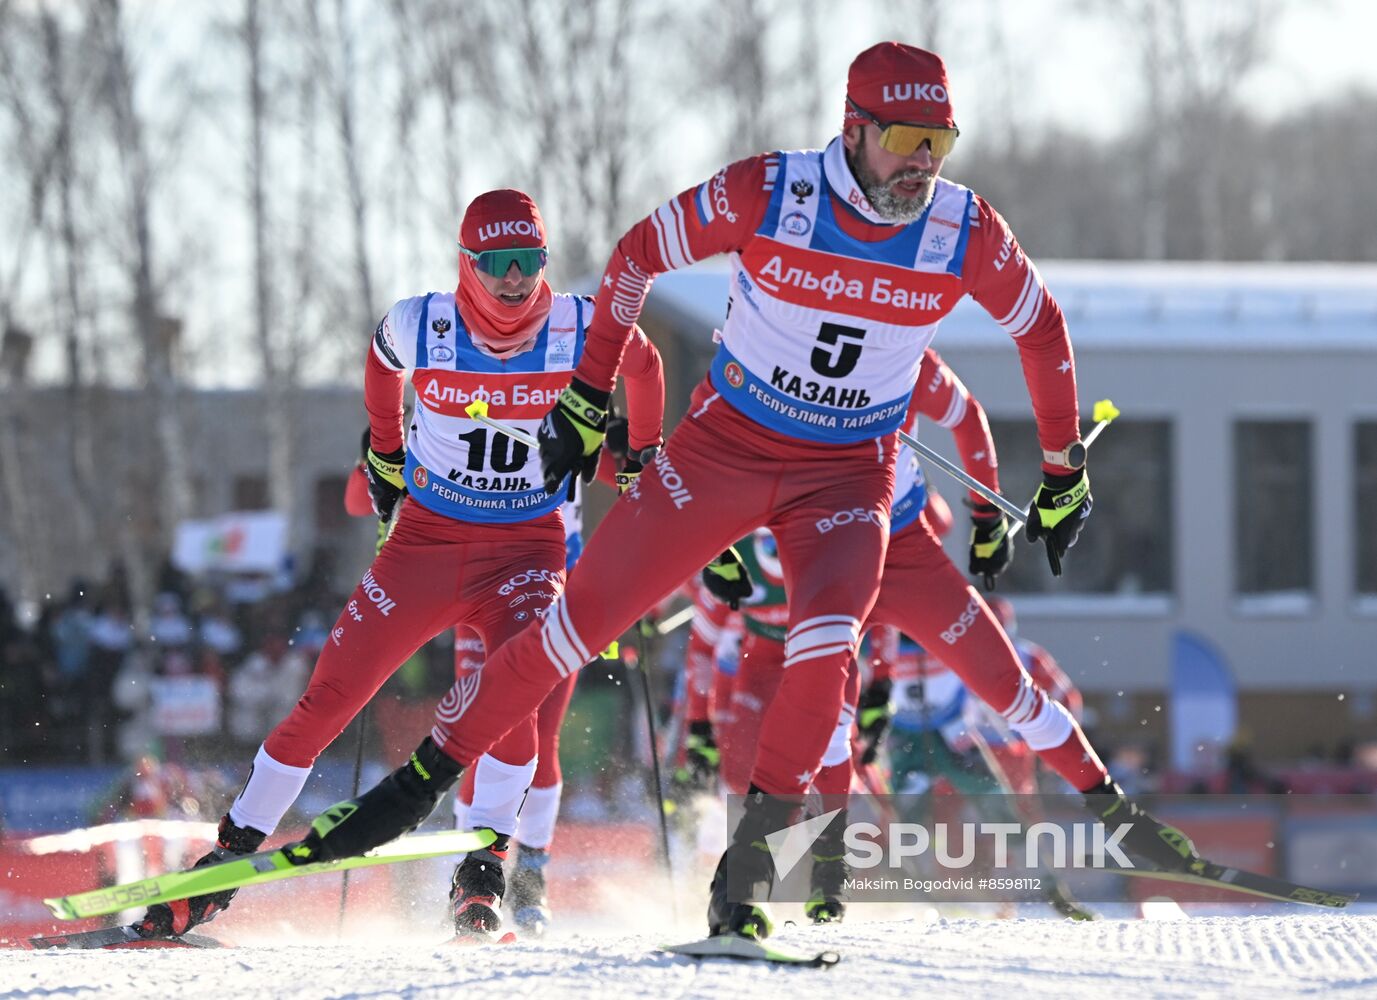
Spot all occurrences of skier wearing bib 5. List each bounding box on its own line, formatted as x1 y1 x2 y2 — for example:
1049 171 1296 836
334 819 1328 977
289 44 1200 939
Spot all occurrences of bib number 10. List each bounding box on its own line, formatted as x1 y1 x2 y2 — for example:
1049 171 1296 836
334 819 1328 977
457 427 529 473
811 322 866 378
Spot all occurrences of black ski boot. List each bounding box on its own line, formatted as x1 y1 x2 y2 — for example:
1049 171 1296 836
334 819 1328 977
1083 777 1201 872
508 844 552 937
131 815 266 939
706 786 802 940
287 737 463 865
804 808 849 925
450 833 510 939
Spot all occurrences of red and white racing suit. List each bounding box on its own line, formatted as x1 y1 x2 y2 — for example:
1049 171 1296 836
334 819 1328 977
721 348 1102 795
430 137 1089 797
225 291 663 838
452 492 585 846
452 628 580 846
964 637 1085 794
682 582 737 729
862 350 1103 791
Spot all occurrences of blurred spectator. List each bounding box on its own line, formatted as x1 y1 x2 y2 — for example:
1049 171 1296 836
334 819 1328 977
129 754 179 819
1223 743 1287 794
228 632 308 747
0 628 47 759
197 597 243 659
12 554 1368 802
50 581 93 675
88 598 135 763
294 609 330 656
94 753 187 822
223 571 276 608
148 592 193 647
155 558 192 607
0 586 17 641
89 600 134 654
1356 742 1377 772
112 647 158 762
1106 744 1153 795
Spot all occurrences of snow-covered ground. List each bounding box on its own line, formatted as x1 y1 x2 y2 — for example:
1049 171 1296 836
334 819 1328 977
5 914 1375 999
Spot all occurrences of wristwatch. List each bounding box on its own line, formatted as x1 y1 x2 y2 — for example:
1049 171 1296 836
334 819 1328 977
1043 440 1087 469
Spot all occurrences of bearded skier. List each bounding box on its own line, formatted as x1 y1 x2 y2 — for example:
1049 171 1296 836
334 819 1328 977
286 43 1199 941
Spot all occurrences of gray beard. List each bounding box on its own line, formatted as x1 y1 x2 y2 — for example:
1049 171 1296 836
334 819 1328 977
847 147 935 223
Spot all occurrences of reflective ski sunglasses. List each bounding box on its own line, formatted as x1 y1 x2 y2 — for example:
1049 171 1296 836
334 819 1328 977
847 99 959 158
458 244 549 277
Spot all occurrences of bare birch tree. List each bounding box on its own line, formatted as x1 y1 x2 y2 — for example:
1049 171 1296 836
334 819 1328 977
684 1 836 174
38 10 106 564
887 0 947 52
467 0 645 284
0 8 51 609
1091 0 1282 259
89 0 192 613
300 0 378 335
237 0 300 544
0 5 109 604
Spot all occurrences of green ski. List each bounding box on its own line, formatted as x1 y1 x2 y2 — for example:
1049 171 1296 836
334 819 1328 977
663 934 841 967
1116 861 1356 909
45 828 496 921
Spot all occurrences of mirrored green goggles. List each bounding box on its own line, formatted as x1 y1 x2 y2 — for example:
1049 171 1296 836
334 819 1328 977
459 244 549 277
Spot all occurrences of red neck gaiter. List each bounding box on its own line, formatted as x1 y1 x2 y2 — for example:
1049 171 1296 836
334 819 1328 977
454 257 553 358
454 188 554 358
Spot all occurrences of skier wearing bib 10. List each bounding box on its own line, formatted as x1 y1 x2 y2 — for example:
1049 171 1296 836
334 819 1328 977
288 43 1200 940
129 188 664 942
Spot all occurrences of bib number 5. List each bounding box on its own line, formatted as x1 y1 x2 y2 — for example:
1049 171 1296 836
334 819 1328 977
811 322 866 379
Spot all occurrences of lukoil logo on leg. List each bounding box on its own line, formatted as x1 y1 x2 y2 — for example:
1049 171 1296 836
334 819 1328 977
653 451 693 509
361 569 397 616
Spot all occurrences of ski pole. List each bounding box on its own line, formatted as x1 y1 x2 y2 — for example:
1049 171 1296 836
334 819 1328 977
339 492 406 935
633 620 679 922
654 603 696 636
898 429 1026 523
463 400 539 449
1082 398 1121 451
899 397 1120 535
336 705 370 937
1006 398 1119 542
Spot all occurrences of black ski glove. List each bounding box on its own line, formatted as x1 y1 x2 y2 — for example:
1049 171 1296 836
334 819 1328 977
538 378 610 495
856 678 894 766
968 502 1013 590
364 440 406 521
702 546 754 610
1024 469 1092 576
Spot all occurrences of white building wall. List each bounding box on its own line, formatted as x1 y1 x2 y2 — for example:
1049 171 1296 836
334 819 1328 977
645 261 1377 694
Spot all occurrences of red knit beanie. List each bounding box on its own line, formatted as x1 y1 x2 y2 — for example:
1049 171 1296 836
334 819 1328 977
843 42 956 129
459 189 546 251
